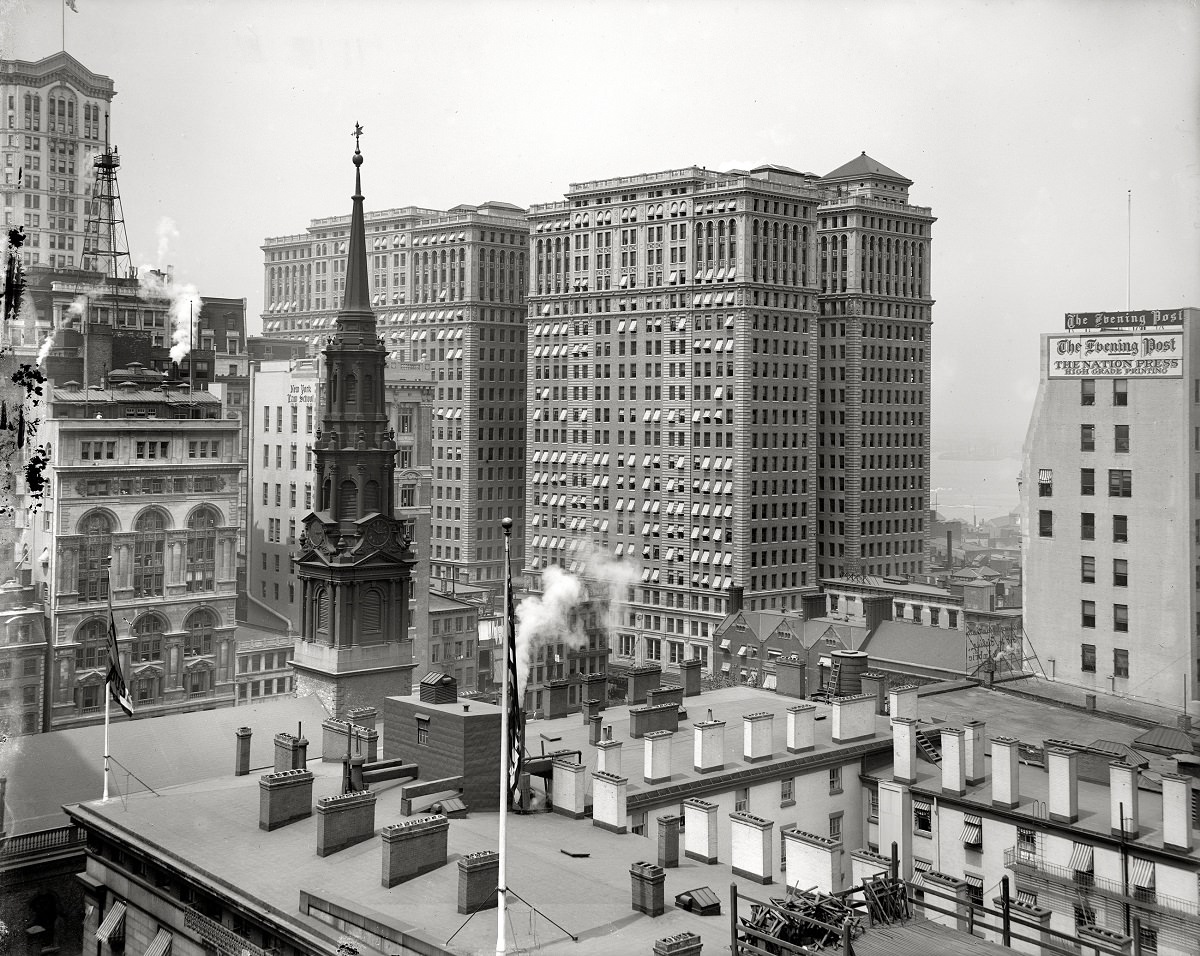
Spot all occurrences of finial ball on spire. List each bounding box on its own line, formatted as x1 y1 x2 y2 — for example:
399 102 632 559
352 122 364 165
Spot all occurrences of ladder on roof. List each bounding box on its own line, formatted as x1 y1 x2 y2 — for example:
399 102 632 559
827 659 842 697
916 732 942 765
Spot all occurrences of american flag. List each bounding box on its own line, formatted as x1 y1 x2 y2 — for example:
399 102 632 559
505 557 524 807
106 612 134 718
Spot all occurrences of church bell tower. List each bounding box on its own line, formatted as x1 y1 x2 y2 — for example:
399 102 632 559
292 128 419 715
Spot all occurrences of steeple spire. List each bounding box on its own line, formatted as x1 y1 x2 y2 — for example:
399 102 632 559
340 122 373 321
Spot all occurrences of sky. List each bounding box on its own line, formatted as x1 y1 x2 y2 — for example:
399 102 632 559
5 0 1199 480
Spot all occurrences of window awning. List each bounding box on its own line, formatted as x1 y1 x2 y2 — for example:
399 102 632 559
721 662 731 673
144 929 172 956
736 645 747 657
763 675 777 691
96 902 126 944
719 639 731 651
911 862 930 886
960 816 982 846
1129 858 1155 889
1068 842 1093 872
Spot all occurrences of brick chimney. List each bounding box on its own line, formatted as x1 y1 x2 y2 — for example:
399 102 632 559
1047 748 1079 824
786 703 815 753
743 712 774 763
234 727 252 776
940 727 966 796
693 718 725 773
991 736 1020 809
1108 761 1139 838
1160 772 1193 852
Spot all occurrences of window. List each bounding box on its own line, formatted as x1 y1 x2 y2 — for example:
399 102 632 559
1038 510 1053 537
1108 469 1132 497
1080 555 1095 583
964 875 984 910
1074 903 1096 926
1113 515 1128 543
1081 600 1096 628
1114 604 1129 633
734 788 748 813
1017 827 1036 859
828 813 843 844
1080 378 1095 406
1113 558 1128 587
1137 926 1158 954
1114 648 1129 678
1080 424 1095 451
186 507 218 592
1112 378 1128 406
961 814 983 848
1080 468 1095 496
132 613 166 663
829 766 842 794
77 511 112 601
133 509 167 597
1114 424 1130 453
184 608 215 656
913 799 932 834
73 618 109 671
867 788 879 820
1081 512 1095 540
1037 468 1053 497
780 778 794 804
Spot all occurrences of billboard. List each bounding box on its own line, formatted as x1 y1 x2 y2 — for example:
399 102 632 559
1064 309 1187 330
1048 331 1183 378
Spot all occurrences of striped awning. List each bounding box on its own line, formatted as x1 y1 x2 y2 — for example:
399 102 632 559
96 901 126 943
1068 842 1094 872
1129 858 1155 889
911 861 930 886
960 815 983 846
1017 890 1037 907
144 929 172 956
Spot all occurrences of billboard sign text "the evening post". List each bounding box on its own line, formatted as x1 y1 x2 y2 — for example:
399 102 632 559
1048 332 1183 378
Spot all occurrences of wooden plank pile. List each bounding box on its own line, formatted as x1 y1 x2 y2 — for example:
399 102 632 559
861 874 910 925
739 888 864 954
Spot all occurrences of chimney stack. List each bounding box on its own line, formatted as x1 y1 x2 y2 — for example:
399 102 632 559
1160 772 1193 852
891 717 919 785
693 719 725 774
743 712 774 763
786 703 816 754
234 727 252 776
941 727 966 796
1108 762 1139 839
963 720 986 786
991 736 1020 809
1047 748 1079 824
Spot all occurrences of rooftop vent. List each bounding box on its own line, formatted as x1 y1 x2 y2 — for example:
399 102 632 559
419 671 458 705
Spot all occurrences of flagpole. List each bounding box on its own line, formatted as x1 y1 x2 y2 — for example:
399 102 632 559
102 554 113 801
495 517 513 956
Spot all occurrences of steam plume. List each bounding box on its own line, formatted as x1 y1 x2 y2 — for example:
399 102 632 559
35 329 55 366
155 217 179 265
137 267 201 364
514 545 638 697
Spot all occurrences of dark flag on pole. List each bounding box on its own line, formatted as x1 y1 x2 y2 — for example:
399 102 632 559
106 611 134 718
505 559 524 807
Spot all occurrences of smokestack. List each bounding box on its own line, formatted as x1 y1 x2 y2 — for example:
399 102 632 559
946 530 953 567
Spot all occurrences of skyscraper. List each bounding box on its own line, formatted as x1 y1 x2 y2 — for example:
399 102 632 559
525 157 935 691
1022 306 1198 715
815 154 936 579
262 201 528 596
1 52 116 271
291 139 419 716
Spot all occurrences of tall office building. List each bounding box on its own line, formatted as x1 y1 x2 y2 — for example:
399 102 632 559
262 200 527 596
291 143 421 716
526 164 823 684
1022 306 1199 715
1 52 116 270
815 154 936 579
525 157 935 689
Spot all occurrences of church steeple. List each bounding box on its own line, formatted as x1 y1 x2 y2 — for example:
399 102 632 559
292 128 418 715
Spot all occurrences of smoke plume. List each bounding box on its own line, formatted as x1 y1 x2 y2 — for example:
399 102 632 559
514 545 639 697
35 328 55 366
137 267 201 364
155 217 179 265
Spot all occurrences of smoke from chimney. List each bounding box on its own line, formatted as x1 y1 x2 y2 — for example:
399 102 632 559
514 545 637 697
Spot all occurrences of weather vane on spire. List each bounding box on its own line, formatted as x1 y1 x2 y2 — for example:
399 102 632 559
353 122 364 153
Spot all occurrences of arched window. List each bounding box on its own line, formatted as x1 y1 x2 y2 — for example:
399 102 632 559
344 374 357 408
316 587 331 633
364 480 380 512
184 608 215 657
338 479 357 517
77 510 117 601
133 509 167 597
186 506 219 592
73 617 108 670
132 612 167 662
